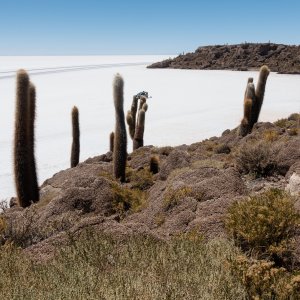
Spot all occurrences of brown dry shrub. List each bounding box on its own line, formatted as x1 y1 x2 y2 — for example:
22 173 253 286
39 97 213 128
236 141 278 177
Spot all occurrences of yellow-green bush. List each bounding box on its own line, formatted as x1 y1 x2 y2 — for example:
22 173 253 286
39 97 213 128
126 167 154 190
225 189 300 263
231 255 300 300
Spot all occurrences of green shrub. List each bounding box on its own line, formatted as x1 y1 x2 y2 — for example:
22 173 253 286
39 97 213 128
225 189 300 263
126 167 154 190
236 141 278 177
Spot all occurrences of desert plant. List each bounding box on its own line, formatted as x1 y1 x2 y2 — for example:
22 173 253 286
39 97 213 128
14 70 32 207
126 167 154 190
113 74 127 182
249 65 270 128
109 131 114 152
28 83 39 203
225 189 300 263
150 155 159 174
127 95 148 150
236 141 277 177
239 82 255 137
70 106 80 168
133 102 148 150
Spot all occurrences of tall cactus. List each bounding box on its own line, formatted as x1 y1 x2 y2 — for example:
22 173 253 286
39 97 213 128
239 66 270 137
113 74 127 182
239 81 255 137
71 106 80 168
14 70 31 207
109 131 114 152
28 83 39 202
126 95 148 150
250 65 270 128
133 103 148 150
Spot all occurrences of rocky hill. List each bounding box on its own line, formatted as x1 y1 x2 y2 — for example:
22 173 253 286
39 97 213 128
2 113 299 262
148 43 300 74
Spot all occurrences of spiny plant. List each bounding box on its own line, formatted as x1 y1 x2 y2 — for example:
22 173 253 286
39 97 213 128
126 95 148 150
150 155 159 174
28 83 39 202
71 106 80 168
133 102 148 150
14 70 39 207
113 74 127 182
239 66 270 136
239 82 255 137
109 132 114 152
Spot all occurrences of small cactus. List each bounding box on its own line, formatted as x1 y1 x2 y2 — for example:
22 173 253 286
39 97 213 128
150 155 159 174
109 131 114 152
113 74 127 182
71 106 80 168
28 83 39 202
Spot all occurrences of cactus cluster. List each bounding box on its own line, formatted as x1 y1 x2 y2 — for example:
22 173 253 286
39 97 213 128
14 70 39 207
126 95 148 150
239 65 270 137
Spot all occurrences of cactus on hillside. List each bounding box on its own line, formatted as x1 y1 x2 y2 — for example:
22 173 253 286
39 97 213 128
126 95 148 150
109 131 114 152
113 74 127 182
71 106 80 168
14 70 31 207
133 103 147 150
28 83 39 202
150 155 159 174
239 82 256 136
250 65 270 128
239 67 270 136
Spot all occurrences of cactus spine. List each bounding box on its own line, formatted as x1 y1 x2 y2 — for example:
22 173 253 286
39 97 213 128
113 74 127 182
150 155 159 174
14 70 39 207
28 83 39 202
109 131 114 152
71 106 80 168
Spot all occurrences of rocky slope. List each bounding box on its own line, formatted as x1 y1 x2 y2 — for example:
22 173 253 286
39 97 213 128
148 43 300 74
1 114 300 261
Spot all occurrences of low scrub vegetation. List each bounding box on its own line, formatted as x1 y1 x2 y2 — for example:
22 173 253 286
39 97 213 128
0 232 247 300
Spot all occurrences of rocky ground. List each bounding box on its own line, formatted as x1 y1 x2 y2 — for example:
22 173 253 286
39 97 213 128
148 43 300 74
1 113 300 262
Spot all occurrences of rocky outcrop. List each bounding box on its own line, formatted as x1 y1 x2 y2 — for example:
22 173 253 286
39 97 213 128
148 43 300 74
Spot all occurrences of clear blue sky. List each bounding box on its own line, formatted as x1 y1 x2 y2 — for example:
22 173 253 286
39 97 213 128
0 0 299 55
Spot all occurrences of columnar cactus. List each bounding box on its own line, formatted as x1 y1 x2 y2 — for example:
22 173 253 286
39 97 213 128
133 103 148 150
126 95 148 150
71 106 80 168
239 81 255 137
251 65 270 126
239 66 270 136
113 74 127 182
28 83 39 202
14 70 38 207
109 131 114 152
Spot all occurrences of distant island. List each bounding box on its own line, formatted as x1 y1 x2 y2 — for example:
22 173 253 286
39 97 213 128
147 43 300 74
